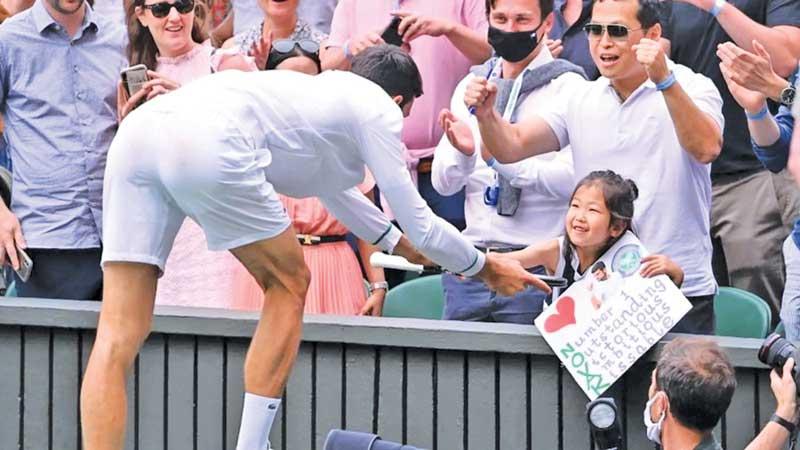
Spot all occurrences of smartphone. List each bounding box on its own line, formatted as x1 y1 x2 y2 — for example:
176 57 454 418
13 247 32 283
121 64 149 97
381 16 404 47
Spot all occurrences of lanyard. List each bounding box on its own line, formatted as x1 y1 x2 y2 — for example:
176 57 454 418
483 56 540 207
489 56 540 122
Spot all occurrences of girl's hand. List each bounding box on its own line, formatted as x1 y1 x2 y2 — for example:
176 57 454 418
639 254 684 286
143 71 181 101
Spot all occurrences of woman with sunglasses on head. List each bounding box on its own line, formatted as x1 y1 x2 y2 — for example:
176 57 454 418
222 0 329 74
118 0 260 311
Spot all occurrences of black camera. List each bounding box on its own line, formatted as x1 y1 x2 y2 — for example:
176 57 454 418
758 333 800 388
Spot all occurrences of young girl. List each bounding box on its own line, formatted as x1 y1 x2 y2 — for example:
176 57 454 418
505 170 684 290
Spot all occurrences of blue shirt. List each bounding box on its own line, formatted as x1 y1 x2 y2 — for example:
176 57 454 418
0 0 126 249
751 70 798 248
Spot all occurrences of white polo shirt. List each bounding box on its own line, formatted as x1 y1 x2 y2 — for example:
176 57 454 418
538 62 724 297
432 48 580 248
141 69 485 276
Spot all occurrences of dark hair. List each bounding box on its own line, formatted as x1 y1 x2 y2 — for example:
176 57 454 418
656 338 736 431
485 0 554 23
591 261 606 273
126 0 209 70
590 0 663 29
350 45 423 108
563 170 639 265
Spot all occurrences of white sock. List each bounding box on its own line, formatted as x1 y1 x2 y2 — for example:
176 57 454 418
235 393 281 450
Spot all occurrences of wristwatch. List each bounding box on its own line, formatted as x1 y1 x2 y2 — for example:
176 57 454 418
369 281 389 294
780 84 796 107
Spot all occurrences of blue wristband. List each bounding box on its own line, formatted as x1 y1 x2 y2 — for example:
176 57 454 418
746 105 769 120
656 72 677 91
709 0 726 17
342 39 353 61
486 157 496 167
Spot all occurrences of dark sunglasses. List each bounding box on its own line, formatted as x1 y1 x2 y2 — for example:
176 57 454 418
583 23 642 40
142 0 195 18
271 39 320 55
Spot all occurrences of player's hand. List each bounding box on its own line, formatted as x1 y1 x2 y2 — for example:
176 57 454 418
439 109 475 156
478 253 551 296
464 77 498 119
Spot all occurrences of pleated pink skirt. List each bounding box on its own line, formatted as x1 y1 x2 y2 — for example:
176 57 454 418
232 241 367 315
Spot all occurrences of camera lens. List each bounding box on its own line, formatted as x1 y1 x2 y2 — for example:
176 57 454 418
759 333 796 370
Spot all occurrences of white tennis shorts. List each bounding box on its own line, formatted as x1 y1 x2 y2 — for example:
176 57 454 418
102 109 291 273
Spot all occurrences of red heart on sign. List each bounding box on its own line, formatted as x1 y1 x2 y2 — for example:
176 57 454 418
544 296 576 333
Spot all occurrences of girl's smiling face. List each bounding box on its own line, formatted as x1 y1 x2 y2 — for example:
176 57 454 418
565 183 625 251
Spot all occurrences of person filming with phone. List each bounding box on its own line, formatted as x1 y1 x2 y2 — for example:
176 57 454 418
0 0 126 300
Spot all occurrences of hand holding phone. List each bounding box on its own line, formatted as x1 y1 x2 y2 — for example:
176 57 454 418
13 247 32 282
381 17 404 47
121 64 150 97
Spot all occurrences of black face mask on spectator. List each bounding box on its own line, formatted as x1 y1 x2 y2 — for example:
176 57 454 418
487 23 543 62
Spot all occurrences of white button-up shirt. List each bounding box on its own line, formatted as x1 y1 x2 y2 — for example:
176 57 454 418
432 48 580 248
144 69 486 275
538 61 724 297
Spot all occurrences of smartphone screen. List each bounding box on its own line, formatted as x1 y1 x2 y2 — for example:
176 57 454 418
381 17 404 47
121 64 149 97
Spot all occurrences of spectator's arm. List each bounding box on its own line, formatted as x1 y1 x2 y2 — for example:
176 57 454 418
672 0 800 76
488 150 575 199
660 80 723 163
209 11 234 48
467 77 565 164
788 108 800 182
432 76 479 196
442 22 492 64
392 11 491 64
744 358 797 450
751 107 794 172
356 191 388 317
501 238 560 273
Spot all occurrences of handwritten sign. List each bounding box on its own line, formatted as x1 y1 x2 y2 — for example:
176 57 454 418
534 234 692 400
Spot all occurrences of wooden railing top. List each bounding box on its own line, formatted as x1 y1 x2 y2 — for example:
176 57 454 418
0 297 767 368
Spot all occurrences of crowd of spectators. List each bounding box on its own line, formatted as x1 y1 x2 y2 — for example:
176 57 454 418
0 0 799 335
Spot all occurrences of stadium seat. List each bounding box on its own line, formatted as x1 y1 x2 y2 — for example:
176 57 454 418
382 275 444 320
714 287 772 339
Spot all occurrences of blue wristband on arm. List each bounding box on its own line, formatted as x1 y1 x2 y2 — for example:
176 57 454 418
746 105 770 121
486 157 496 168
656 72 677 91
710 0 726 17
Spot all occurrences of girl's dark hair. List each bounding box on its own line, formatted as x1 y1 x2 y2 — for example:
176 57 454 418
563 170 639 268
126 0 209 70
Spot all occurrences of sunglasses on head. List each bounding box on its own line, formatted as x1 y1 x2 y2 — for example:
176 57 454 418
142 0 195 18
271 39 320 55
583 23 642 40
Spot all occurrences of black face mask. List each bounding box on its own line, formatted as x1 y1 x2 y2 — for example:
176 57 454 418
487 23 543 62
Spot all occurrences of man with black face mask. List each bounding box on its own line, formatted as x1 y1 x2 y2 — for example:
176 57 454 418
431 0 585 324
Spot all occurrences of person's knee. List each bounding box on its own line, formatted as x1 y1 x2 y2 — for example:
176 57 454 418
92 320 151 371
